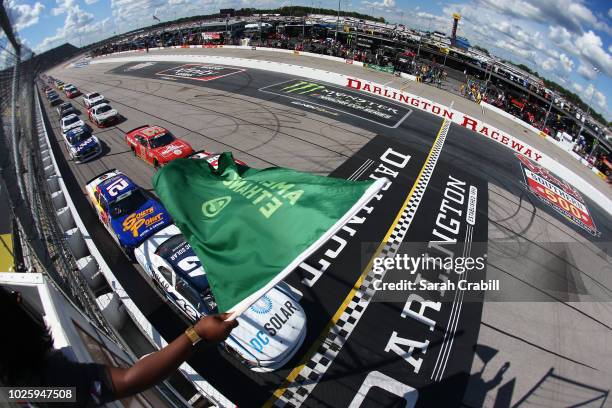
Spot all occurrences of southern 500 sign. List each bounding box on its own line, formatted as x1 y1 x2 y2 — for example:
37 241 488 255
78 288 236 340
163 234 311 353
517 154 599 236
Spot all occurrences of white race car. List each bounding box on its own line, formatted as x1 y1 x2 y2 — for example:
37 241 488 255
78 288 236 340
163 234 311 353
88 103 119 127
61 114 85 135
82 92 105 108
134 224 307 371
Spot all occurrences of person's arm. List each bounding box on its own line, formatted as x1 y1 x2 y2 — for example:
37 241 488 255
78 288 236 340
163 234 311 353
108 313 238 398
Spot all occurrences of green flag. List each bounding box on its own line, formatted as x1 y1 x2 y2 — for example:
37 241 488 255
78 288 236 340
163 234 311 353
152 152 385 315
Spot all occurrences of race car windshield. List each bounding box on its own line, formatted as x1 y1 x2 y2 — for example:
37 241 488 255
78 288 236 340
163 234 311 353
109 190 148 217
70 131 89 143
64 116 79 125
96 105 112 113
149 133 175 148
89 93 100 98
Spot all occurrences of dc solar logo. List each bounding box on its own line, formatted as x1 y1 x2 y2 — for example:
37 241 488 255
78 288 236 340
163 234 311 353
250 295 273 314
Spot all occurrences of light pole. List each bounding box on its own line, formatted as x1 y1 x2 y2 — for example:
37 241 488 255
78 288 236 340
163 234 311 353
355 20 359 53
576 67 599 163
335 0 341 41
541 90 554 133
576 67 599 146
483 61 495 97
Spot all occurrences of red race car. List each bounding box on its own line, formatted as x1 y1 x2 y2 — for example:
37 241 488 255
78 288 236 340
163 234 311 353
189 150 246 168
126 125 194 168
64 84 81 98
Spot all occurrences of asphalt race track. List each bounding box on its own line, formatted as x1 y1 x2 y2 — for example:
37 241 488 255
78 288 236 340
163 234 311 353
42 57 612 408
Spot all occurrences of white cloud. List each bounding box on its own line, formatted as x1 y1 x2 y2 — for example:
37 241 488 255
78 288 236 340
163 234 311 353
548 27 612 78
476 0 611 34
35 3 108 52
539 57 557 71
572 82 607 112
559 53 574 73
410 11 447 31
548 25 574 54
109 0 220 30
84 0 99 4
6 0 45 31
494 39 536 61
577 62 597 80
51 0 75 16
574 30 612 76
361 0 396 10
475 0 541 22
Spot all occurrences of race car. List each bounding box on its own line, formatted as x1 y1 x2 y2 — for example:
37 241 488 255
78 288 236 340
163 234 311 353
56 81 65 90
83 92 105 108
85 170 172 258
134 224 307 371
63 126 101 163
49 94 62 106
88 103 119 127
126 125 193 168
64 85 81 98
188 150 247 169
46 90 58 100
60 114 85 135
57 102 78 118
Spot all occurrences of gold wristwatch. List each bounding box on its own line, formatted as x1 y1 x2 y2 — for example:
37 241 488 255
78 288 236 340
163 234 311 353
185 325 202 346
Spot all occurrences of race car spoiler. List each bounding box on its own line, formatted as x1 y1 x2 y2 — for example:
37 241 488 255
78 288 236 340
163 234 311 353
85 168 119 186
125 125 150 134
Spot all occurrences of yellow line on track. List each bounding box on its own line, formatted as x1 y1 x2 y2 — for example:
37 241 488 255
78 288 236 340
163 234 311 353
265 117 449 407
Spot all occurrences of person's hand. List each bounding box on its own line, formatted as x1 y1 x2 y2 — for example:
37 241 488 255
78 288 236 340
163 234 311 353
194 313 238 344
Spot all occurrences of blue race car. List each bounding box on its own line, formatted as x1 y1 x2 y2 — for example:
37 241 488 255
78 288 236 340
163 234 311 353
63 126 101 163
85 170 172 258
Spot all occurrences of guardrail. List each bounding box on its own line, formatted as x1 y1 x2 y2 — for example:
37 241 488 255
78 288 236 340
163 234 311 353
95 44 366 68
34 87 234 408
480 101 544 136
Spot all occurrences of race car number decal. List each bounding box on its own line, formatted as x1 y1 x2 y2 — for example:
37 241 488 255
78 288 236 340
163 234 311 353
178 257 202 274
106 178 129 197
141 127 162 137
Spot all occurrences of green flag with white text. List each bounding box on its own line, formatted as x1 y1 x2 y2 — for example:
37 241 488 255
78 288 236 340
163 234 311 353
152 152 384 314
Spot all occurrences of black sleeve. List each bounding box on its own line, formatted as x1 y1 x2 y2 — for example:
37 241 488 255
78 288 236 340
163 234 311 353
40 353 117 407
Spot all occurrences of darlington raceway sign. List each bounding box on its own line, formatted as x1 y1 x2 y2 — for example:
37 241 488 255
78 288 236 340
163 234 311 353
346 78 544 163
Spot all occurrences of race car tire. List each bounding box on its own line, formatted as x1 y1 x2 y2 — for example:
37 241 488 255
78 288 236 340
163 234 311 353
223 343 257 369
153 159 159 169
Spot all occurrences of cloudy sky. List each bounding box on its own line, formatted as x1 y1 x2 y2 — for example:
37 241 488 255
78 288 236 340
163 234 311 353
4 0 612 119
